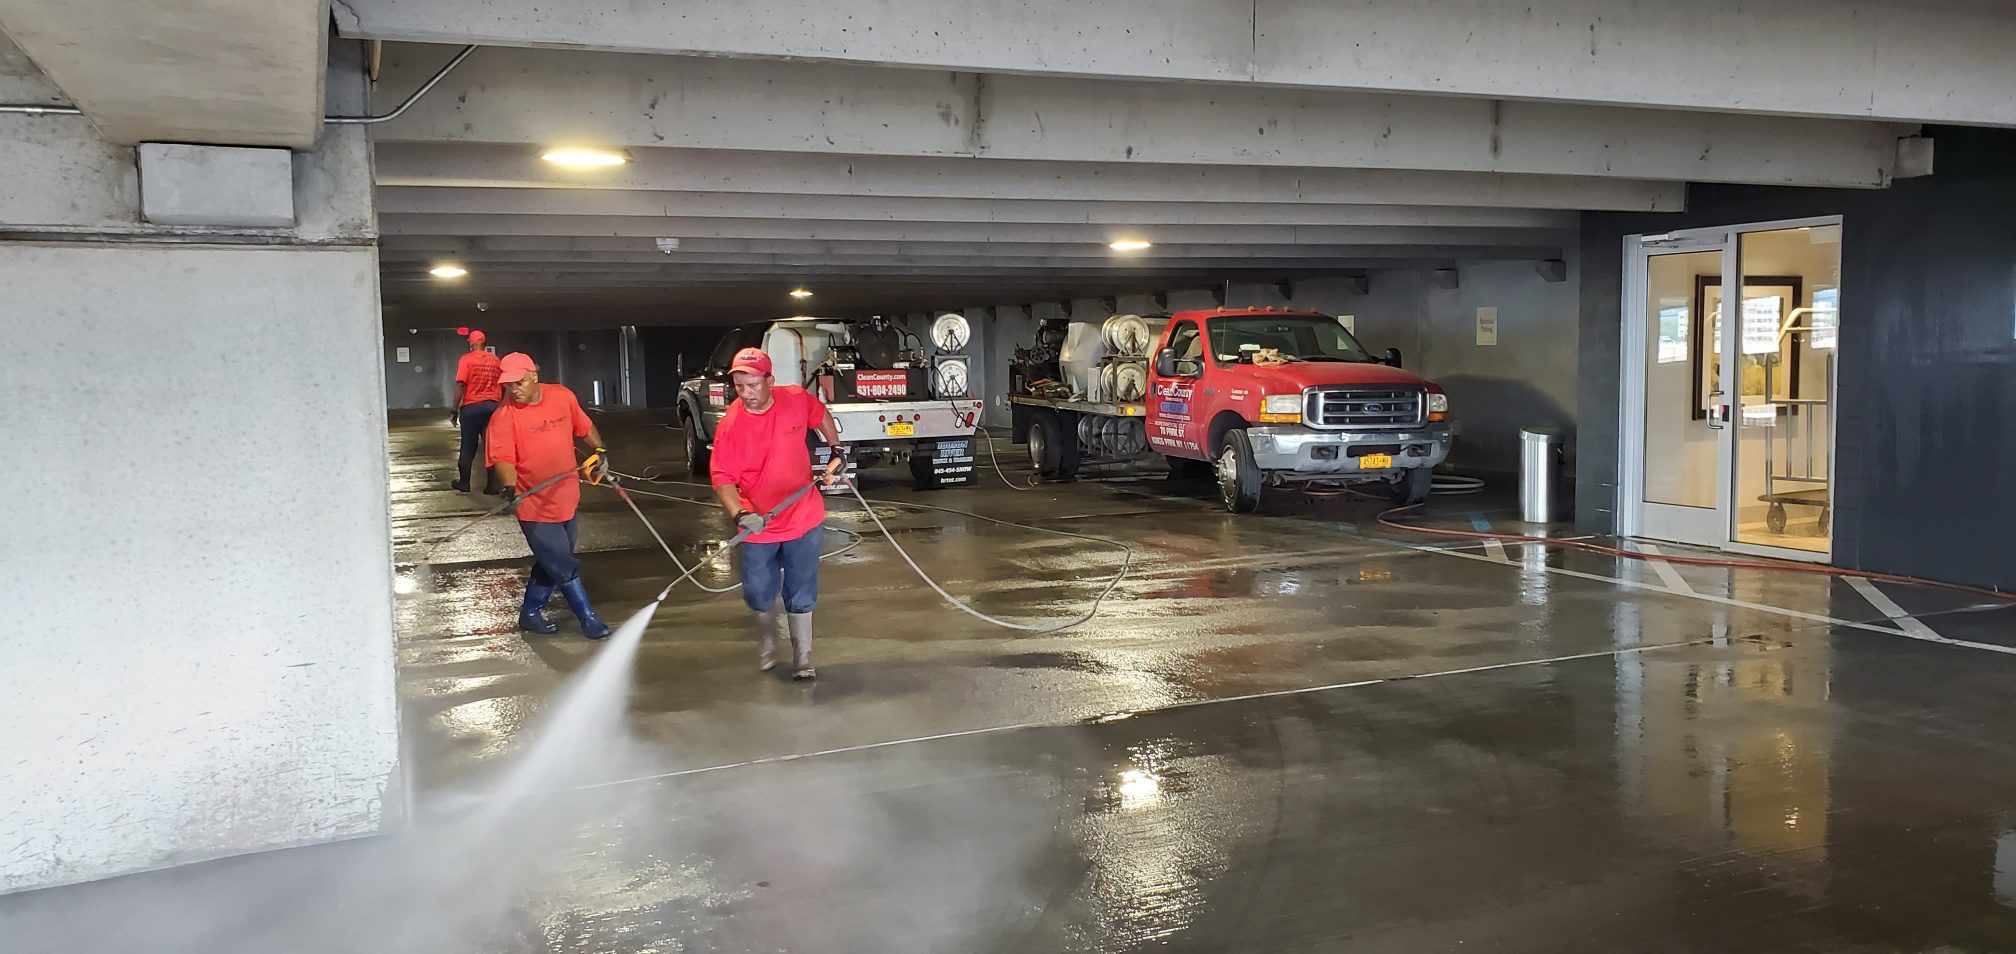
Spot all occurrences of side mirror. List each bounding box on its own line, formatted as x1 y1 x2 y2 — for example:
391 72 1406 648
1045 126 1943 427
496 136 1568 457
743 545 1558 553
1155 349 1178 377
1382 347 1403 368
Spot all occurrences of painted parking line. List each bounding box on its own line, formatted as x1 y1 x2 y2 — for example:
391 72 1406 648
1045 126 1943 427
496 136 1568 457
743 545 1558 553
1469 512 1510 561
1845 577 1945 642
1631 542 1695 595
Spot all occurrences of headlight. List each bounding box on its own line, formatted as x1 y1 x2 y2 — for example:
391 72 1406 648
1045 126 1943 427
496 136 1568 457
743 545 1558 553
1428 392 1449 413
1259 393 1302 423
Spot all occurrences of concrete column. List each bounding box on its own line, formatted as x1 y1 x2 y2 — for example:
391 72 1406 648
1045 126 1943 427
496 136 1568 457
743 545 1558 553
0 39 400 893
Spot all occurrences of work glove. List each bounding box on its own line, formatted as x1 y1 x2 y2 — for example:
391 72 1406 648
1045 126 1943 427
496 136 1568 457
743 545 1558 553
735 511 767 536
449 408 460 427
581 447 611 484
499 486 517 504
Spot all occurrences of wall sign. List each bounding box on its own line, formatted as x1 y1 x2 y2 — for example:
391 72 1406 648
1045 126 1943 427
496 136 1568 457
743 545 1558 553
395 347 411 363
1476 307 1499 346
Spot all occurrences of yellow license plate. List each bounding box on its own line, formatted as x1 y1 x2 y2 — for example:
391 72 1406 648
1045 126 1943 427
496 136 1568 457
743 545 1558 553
1358 453 1394 469
886 422 916 437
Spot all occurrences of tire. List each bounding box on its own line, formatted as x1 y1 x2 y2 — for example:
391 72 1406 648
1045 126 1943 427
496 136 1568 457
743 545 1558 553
1389 466 1432 507
683 412 711 477
1028 410 1064 478
1215 430 1263 514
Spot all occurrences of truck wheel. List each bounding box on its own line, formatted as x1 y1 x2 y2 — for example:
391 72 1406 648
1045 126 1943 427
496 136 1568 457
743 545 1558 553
1028 410 1064 478
1389 466 1432 507
1216 430 1263 514
683 413 710 477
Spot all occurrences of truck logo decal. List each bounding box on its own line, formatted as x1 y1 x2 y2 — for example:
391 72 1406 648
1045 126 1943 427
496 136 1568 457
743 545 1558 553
854 369 909 399
708 383 728 408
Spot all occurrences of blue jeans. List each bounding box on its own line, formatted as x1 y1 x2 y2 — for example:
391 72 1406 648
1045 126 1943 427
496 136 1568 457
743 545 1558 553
519 517 582 585
738 525 823 614
458 400 500 486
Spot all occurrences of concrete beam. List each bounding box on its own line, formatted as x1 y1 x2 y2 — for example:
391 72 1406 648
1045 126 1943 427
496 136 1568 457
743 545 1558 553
380 235 1563 261
372 143 1684 212
377 250 1549 269
0 0 327 146
369 46 1910 188
378 214 1573 248
338 0 2016 126
375 187 1577 229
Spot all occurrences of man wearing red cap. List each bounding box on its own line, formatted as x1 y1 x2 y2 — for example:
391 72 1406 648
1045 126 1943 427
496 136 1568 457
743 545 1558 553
450 330 504 495
710 346 845 679
486 352 615 639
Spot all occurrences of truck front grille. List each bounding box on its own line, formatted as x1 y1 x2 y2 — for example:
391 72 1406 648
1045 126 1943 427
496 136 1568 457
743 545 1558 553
1305 387 1424 428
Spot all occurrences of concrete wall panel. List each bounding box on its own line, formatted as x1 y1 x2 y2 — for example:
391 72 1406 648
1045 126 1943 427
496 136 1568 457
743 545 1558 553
0 243 399 892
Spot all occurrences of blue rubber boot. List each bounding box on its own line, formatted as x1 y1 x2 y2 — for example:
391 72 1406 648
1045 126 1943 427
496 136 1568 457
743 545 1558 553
559 578 611 639
518 580 558 634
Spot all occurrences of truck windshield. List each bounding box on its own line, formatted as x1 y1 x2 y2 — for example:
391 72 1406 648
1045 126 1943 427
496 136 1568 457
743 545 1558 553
1206 315 1371 364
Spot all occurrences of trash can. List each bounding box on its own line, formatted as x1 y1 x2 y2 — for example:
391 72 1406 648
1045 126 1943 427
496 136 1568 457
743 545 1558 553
1519 428 1563 524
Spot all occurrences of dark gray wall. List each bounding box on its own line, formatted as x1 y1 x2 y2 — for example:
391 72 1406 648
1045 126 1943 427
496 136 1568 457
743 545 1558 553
1580 128 2016 588
381 328 628 408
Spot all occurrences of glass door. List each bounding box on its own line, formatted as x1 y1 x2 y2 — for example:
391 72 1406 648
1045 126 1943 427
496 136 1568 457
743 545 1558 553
1622 237 1732 548
1727 223 1840 555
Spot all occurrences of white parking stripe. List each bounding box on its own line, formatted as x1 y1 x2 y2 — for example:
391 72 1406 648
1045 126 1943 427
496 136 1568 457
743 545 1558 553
1846 577 1945 642
1469 513 1509 562
1633 542 1695 595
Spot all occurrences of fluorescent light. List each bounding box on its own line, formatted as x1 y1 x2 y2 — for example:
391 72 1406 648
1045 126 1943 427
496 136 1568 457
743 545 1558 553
429 264 468 278
1109 239 1152 251
540 147 630 169
789 288 814 299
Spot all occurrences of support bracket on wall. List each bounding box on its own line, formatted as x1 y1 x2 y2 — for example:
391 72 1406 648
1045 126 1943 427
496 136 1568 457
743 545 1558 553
1206 286 1226 306
1341 274 1370 295
1149 291 1168 311
1432 268 1461 290
1098 297 1118 313
1536 259 1568 283
1272 281 1294 301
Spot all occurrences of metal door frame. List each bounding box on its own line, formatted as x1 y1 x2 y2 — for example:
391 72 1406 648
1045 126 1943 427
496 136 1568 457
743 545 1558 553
1618 216 1842 562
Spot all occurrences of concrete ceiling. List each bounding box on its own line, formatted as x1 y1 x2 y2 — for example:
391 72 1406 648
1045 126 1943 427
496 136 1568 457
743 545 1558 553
0 0 328 146
334 2 1976 323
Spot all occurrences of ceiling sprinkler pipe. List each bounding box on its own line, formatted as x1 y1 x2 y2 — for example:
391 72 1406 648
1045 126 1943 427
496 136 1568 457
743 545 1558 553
325 44 477 125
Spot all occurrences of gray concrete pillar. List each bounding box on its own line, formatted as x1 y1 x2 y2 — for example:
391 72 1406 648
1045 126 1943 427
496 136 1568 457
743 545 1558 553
0 38 400 893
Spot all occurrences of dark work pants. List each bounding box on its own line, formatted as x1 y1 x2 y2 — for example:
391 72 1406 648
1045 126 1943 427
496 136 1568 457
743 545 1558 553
457 400 500 486
519 517 582 586
737 525 824 614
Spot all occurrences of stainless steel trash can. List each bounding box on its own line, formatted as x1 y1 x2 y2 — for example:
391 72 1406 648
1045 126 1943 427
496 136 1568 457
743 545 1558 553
1519 428 1563 523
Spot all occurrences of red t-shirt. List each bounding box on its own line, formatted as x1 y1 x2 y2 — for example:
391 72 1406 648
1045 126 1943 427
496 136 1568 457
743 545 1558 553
485 384 593 523
710 385 828 543
456 350 503 405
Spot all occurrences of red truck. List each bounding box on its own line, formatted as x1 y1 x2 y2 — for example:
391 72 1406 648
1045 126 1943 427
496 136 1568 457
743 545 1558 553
1008 308 1453 512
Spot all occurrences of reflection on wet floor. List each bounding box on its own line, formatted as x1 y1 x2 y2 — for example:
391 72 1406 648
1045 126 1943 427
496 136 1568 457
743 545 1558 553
9 410 2016 952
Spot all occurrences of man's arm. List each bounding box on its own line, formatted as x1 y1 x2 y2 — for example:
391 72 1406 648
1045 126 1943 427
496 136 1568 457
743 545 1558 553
713 481 747 518
493 461 519 490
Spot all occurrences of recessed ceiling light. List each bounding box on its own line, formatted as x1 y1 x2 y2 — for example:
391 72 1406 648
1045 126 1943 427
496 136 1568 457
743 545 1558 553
541 147 630 169
429 264 468 278
789 288 815 299
1109 239 1152 252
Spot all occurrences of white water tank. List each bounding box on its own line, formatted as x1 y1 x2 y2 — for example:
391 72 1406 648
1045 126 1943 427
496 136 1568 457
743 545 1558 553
761 323 834 387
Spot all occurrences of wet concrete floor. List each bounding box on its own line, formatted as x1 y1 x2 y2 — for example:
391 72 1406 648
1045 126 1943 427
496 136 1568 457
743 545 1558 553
10 409 2016 952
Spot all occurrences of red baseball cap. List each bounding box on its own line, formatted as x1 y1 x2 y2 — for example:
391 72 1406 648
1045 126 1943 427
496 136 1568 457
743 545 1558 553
467 329 487 345
729 347 772 377
498 352 537 383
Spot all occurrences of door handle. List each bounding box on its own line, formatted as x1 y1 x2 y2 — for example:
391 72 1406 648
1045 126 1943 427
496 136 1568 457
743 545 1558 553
1706 389 1727 430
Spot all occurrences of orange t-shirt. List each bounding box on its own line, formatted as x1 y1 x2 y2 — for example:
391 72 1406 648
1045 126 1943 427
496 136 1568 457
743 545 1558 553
709 385 828 543
456 350 503 405
486 384 593 523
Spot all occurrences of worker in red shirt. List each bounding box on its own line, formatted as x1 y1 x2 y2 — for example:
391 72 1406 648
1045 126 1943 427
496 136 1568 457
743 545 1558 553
449 330 504 495
710 347 845 679
486 352 615 639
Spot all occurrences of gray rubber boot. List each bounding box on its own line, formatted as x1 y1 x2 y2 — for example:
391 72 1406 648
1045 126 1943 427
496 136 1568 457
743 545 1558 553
787 612 815 681
754 602 780 672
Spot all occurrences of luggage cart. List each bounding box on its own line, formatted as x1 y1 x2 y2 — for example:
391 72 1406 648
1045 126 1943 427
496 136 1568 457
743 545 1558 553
1758 307 1832 535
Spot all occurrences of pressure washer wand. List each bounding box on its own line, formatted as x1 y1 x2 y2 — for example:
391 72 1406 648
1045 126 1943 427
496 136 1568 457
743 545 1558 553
620 481 819 603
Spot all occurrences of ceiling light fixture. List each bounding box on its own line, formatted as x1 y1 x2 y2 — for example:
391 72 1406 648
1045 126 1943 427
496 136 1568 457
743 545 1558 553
1109 239 1152 252
429 264 468 278
789 288 815 299
540 147 630 169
